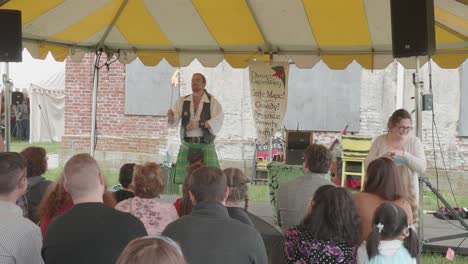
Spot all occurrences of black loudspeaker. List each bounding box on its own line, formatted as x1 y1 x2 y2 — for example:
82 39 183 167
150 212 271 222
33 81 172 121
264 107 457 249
11 91 24 105
0 10 22 62
286 131 312 165
390 0 435 58
286 131 311 149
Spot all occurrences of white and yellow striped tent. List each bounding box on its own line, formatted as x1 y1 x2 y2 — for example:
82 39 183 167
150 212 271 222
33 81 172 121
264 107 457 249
1 0 467 69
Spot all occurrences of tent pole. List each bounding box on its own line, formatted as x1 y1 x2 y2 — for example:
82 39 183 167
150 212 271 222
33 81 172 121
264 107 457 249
2 63 11 151
90 54 99 157
414 56 424 262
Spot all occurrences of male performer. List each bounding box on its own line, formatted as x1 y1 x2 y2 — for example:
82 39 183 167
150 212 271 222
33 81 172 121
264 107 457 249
167 73 224 184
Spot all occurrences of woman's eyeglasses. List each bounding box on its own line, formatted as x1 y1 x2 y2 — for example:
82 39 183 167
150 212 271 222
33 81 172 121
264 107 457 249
398 126 413 133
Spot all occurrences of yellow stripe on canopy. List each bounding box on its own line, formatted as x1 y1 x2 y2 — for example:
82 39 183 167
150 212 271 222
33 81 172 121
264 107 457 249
436 26 466 44
433 53 468 68
192 0 264 46
302 0 372 47
435 7 468 37
116 0 172 46
38 44 69 61
225 54 269 68
0 0 63 24
322 55 373 70
51 0 121 43
137 52 179 67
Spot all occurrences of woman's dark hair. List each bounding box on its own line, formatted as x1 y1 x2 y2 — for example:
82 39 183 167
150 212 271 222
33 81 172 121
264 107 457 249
301 185 360 244
366 203 419 259
387 109 412 131
119 163 136 188
178 162 205 216
20 147 47 178
224 168 250 210
364 157 406 201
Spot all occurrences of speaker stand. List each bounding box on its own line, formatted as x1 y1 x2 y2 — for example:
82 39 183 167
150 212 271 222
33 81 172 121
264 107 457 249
2 62 12 151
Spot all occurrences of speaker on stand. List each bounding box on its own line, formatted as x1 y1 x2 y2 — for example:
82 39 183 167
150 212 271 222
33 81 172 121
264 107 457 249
0 9 22 150
285 131 312 165
390 0 435 58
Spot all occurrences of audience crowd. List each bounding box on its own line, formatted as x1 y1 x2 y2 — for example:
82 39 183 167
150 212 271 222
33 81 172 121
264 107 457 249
0 109 424 264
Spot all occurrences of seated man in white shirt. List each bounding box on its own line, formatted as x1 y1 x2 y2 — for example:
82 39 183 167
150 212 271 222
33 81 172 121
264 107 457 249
0 152 44 264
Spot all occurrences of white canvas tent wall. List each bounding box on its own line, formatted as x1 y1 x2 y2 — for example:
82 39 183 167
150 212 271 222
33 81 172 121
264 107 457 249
1 51 65 142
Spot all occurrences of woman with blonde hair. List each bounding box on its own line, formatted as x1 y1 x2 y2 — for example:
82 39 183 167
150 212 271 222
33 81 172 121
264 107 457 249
115 162 178 235
117 236 186 264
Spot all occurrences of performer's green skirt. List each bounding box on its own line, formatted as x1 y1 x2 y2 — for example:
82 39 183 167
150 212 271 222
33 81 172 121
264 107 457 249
174 142 220 184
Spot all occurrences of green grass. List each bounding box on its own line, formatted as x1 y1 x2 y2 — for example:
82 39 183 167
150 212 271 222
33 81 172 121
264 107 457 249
9 140 62 154
423 190 468 211
422 253 468 263
248 184 269 203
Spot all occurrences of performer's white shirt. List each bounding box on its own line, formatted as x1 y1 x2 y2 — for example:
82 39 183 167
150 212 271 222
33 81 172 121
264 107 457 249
168 92 224 137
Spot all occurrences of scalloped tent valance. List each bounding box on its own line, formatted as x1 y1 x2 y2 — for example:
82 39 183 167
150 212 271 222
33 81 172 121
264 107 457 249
2 0 467 69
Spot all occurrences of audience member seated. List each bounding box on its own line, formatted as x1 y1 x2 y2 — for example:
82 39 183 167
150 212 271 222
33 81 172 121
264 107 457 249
16 147 53 224
42 154 147 264
353 157 413 244
162 166 267 264
277 144 333 230
360 203 419 264
38 173 116 237
0 152 44 263
115 162 178 235
285 185 360 264
173 162 204 217
117 236 186 264
224 167 285 264
114 163 136 203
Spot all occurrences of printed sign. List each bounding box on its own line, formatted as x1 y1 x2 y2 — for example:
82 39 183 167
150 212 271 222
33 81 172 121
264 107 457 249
249 61 289 144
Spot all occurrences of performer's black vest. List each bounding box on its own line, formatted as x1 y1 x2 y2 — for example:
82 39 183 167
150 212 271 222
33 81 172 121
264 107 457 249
180 92 215 144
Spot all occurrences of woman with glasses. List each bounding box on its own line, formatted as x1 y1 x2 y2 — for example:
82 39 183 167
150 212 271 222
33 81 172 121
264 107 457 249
364 109 426 222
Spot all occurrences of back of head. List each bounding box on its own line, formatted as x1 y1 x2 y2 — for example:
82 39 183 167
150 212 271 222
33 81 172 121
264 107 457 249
366 203 419 259
20 146 47 178
63 153 102 199
189 166 227 203
304 144 332 174
132 162 164 198
119 163 136 188
117 237 186 264
301 185 360 244
0 152 26 194
364 157 406 201
224 168 249 207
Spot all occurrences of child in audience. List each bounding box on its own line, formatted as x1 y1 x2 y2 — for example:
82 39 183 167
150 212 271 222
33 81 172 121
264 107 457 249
114 163 136 203
364 203 419 264
285 185 360 264
116 236 186 264
173 162 204 216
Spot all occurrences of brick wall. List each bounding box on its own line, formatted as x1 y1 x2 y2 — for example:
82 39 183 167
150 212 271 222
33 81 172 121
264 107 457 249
63 54 171 166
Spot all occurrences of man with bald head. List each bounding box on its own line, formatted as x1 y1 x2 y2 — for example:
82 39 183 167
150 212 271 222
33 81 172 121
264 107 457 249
42 154 147 264
0 152 44 263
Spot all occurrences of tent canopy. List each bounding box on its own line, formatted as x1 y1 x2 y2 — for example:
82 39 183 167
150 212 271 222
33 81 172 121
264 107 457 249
1 0 467 69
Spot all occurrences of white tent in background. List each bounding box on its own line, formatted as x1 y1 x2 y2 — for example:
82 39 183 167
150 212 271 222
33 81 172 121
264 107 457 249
1 51 65 142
